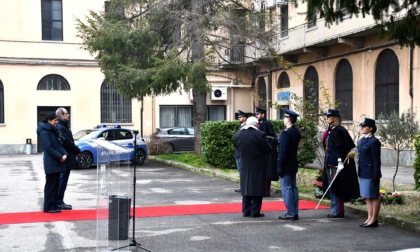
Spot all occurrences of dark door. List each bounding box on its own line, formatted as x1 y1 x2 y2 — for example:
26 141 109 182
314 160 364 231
37 106 70 153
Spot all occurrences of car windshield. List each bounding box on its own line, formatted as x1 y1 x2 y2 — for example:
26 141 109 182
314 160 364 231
73 129 98 140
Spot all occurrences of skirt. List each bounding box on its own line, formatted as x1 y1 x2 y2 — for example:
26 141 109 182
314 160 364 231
359 178 380 199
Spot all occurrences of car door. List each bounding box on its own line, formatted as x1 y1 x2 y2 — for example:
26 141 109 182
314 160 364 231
169 127 193 151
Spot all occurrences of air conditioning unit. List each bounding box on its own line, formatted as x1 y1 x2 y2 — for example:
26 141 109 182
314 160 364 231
211 87 227 100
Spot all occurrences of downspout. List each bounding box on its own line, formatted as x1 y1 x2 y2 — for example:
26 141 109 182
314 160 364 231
409 47 414 114
140 96 144 137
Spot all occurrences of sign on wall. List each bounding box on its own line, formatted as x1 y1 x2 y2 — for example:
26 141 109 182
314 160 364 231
277 91 290 102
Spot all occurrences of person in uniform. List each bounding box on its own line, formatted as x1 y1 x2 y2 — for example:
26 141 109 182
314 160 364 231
234 116 272 217
234 110 248 193
358 118 381 228
255 107 278 197
322 109 359 218
278 109 302 221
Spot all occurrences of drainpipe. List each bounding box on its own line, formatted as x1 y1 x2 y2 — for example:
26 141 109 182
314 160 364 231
409 47 414 114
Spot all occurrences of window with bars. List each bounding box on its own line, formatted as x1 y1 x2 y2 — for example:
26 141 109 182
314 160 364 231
304 66 319 118
37 74 70 90
41 0 63 41
258 78 267 108
335 59 353 121
375 49 399 117
100 82 132 123
0 80 3 123
277 71 290 88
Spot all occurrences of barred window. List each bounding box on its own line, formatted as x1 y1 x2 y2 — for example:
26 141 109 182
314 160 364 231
304 66 319 118
100 82 132 123
335 59 353 120
277 71 290 88
0 80 4 123
375 49 399 117
37 74 70 90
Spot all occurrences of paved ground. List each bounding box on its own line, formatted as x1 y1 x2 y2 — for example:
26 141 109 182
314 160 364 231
0 154 419 252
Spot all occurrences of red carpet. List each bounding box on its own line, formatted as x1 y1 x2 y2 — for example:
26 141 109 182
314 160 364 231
0 200 328 225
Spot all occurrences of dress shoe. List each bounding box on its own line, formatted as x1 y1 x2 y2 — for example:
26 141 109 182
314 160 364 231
363 220 378 228
44 209 61 213
327 213 344 218
251 213 264 218
360 223 368 227
243 213 250 217
58 203 72 210
234 189 241 193
279 214 299 221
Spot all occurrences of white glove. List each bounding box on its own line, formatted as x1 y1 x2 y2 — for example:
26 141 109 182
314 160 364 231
337 158 344 171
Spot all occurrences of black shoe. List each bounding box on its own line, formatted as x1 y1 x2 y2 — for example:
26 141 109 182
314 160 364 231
234 189 241 193
44 209 61 213
279 214 299 221
251 213 265 218
327 213 344 218
243 213 250 217
58 203 72 210
360 222 368 227
363 220 378 228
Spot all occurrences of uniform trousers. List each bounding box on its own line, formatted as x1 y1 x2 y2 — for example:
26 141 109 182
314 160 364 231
242 196 263 216
326 166 344 215
44 172 60 212
280 174 299 216
57 168 71 205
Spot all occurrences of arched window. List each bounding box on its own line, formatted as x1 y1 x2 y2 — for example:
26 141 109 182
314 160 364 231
277 71 290 88
375 49 399 117
335 59 353 120
0 80 4 123
37 74 70 90
304 66 319 118
100 82 132 123
257 77 267 108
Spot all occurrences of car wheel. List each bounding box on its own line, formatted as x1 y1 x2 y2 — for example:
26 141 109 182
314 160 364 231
133 149 146 165
78 152 93 169
163 143 174 154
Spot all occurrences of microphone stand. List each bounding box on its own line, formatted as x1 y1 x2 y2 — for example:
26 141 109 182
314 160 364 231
112 130 152 251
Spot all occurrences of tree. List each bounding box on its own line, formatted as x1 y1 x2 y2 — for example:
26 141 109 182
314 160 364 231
76 0 274 154
377 110 419 191
306 0 420 48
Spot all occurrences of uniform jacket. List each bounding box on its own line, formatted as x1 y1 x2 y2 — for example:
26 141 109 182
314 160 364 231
277 126 302 177
258 118 278 180
358 135 382 179
234 128 271 197
234 123 245 159
323 125 359 201
36 122 67 174
57 118 81 169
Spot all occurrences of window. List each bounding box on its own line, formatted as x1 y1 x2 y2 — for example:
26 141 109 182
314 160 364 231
304 66 319 118
335 59 353 120
37 74 70 90
258 77 267 108
0 80 3 123
41 0 63 41
208 106 226 121
160 106 193 128
280 4 289 38
277 105 290 119
375 49 399 117
277 71 290 88
100 82 132 123
230 9 246 63
307 7 317 29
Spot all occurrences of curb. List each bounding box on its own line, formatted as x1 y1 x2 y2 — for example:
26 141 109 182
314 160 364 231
148 156 420 234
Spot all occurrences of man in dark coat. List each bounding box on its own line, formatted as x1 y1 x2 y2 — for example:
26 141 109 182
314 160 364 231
278 109 302 221
323 109 359 218
255 107 278 196
56 107 81 210
234 110 248 193
234 116 272 218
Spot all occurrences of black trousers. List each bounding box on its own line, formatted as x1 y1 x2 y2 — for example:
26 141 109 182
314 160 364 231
242 196 263 216
44 172 60 212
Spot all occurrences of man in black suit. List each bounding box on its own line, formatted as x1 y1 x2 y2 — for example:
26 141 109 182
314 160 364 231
234 116 271 217
278 109 302 221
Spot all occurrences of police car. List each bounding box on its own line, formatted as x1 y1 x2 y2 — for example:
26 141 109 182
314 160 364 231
73 125 148 168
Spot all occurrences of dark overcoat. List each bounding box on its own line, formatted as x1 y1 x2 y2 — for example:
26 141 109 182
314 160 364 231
57 118 81 169
358 136 382 179
258 118 278 181
36 122 67 174
234 127 272 197
277 126 302 177
324 125 360 201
